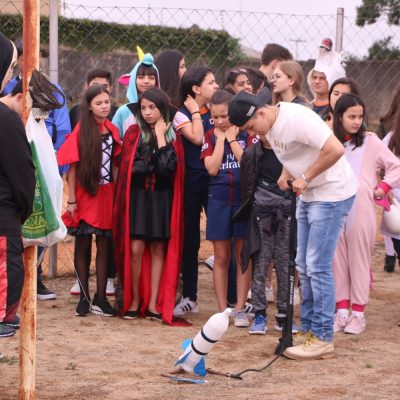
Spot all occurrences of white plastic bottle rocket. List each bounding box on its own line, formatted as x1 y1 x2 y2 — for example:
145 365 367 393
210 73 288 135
175 308 231 376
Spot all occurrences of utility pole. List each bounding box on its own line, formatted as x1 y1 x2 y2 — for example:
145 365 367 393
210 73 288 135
290 38 306 60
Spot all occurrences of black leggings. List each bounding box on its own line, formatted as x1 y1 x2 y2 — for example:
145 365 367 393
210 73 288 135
74 235 110 301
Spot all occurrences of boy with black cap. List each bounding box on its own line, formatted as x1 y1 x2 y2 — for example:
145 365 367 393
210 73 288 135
0 32 35 338
228 91 356 360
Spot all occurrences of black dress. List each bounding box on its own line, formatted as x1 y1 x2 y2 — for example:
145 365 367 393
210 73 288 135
129 136 177 240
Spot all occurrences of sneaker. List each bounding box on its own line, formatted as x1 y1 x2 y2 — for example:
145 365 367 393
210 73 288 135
249 315 267 335
70 280 80 295
173 297 198 316
0 323 16 337
37 281 57 300
204 255 214 271
145 310 163 322
123 310 138 320
283 334 335 360
91 294 117 317
234 311 250 327
3 315 20 329
265 286 274 303
75 297 90 317
344 314 366 335
384 254 396 272
106 278 115 296
274 320 301 333
243 302 254 315
293 287 301 306
333 313 349 333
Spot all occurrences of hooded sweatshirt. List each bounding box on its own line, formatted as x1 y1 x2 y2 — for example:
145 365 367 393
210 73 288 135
0 33 35 235
112 53 159 139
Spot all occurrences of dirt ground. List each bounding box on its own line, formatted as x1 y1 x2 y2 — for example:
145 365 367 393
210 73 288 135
1 217 400 399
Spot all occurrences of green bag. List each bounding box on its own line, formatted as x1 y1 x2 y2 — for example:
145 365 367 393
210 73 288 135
22 142 59 239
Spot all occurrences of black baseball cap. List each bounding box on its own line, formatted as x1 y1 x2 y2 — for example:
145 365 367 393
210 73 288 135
228 90 260 127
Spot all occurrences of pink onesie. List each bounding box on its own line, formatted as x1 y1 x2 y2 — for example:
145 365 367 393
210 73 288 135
333 132 400 307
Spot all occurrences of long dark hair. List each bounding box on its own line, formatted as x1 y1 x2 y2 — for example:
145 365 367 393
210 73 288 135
328 77 361 115
155 50 184 108
136 87 176 144
333 93 366 149
77 85 109 195
180 66 212 105
223 68 249 95
388 109 400 157
380 82 400 137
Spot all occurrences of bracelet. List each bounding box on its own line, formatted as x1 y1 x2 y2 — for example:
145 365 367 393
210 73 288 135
228 139 238 144
67 200 77 204
301 173 310 183
191 111 200 116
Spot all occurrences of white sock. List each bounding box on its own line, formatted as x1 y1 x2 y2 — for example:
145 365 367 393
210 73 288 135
337 309 350 319
351 311 364 319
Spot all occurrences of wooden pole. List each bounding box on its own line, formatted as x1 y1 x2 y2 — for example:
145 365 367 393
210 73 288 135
19 0 40 399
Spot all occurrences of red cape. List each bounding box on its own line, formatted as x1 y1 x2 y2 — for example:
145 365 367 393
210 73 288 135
57 119 121 166
113 125 187 326
57 120 122 230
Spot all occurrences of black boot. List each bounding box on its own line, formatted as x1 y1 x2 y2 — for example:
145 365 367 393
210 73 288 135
384 255 396 272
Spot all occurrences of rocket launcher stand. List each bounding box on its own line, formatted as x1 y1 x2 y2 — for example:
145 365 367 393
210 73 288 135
275 183 297 355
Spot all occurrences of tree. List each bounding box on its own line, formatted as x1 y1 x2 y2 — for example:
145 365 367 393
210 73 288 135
367 36 400 59
356 0 400 26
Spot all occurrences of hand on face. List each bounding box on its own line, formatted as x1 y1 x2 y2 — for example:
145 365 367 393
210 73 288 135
184 95 199 114
154 117 171 138
224 125 239 142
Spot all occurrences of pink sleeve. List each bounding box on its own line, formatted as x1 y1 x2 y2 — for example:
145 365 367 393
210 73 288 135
373 133 400 189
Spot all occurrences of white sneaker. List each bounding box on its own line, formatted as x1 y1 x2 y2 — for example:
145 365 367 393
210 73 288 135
173 297 199 316
204 255 214 271
293 287 301 306
243 302 254 317
265 286 274 303
106 278 115 296
234 311 250 327
70 280 80 296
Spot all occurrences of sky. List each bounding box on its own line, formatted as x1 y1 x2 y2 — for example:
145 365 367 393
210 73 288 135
61 0 399 60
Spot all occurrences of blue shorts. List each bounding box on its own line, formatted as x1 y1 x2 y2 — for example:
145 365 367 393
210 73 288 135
206 203 246 240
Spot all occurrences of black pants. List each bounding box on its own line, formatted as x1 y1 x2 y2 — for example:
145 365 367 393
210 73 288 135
0 236 24 322
37 241 116 282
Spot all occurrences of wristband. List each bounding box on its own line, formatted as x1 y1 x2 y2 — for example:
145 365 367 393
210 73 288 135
377 181 392 194
228 139 238 144
67 200 77 204
191 111 200 116
301 173 310 183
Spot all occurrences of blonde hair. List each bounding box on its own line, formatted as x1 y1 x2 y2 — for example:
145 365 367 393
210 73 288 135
272 60 304 105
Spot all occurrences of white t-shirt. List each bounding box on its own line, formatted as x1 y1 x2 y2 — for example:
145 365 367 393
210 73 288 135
267 102 357 202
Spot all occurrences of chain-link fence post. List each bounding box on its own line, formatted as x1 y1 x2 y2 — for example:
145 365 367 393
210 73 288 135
47 0 59 279
335 7 344 52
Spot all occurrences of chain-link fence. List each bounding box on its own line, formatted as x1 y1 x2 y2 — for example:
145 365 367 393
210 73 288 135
1 1 400 275
1 1 400 115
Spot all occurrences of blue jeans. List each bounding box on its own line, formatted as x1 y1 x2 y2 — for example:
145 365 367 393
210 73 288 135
296 196 355 342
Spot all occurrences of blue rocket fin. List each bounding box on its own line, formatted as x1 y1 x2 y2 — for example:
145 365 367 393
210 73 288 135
175 339 192 366
181 338 191 350
193 357 206 377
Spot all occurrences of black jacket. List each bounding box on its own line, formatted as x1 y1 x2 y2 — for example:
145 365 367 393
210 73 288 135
0 102 35 235
233 140 264 222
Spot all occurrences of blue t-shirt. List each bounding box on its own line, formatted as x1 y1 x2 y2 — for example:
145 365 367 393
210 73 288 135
201 129 254 205
173 106 214 188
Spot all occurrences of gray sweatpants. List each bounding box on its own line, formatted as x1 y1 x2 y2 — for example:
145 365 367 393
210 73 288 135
251 216 290 316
